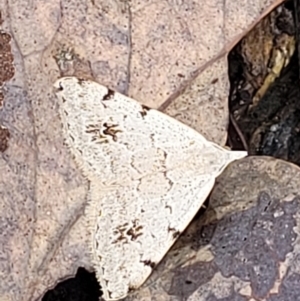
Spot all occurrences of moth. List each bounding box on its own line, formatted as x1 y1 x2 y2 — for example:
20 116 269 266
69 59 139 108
54 77 247 300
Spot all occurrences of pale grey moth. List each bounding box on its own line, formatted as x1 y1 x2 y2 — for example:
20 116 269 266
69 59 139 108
53 76 247 301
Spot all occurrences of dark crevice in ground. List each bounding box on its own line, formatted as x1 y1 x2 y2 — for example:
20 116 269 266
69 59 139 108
227 0 300 166
42 268 102 301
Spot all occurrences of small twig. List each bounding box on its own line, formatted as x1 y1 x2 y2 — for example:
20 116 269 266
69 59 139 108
229 113 249 152
293 0 300 80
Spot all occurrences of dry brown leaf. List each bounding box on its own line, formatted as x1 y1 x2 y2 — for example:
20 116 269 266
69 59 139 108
0 0 287 300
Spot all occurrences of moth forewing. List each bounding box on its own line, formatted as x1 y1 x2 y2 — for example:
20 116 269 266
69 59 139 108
54 76 247 300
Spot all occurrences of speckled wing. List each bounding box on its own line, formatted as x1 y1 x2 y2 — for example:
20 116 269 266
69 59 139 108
53 76 247 301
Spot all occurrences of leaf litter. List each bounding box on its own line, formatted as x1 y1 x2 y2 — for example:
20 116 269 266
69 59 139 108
0 0 295 300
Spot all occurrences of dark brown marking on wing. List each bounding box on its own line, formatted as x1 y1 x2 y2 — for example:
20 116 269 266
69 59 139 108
140 104 151 118
103 88 115 101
